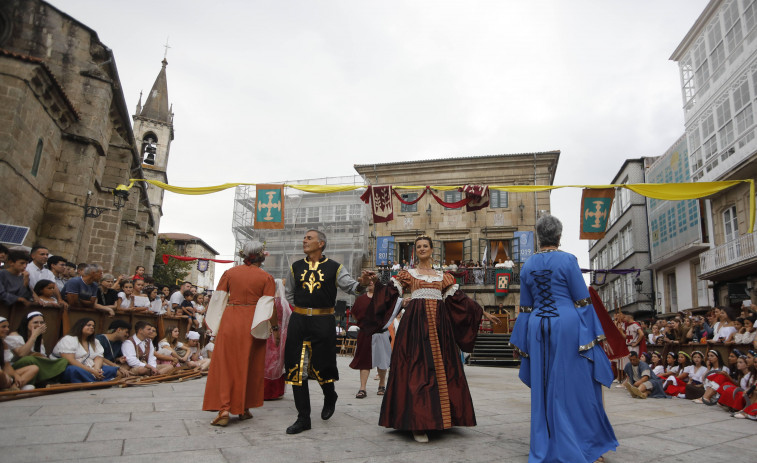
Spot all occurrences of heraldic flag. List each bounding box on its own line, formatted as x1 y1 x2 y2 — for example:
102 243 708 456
495 269 513 295
255 184 285 229
579 188 615 240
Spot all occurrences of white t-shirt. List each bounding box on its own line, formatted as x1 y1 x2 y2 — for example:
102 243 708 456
117 292 132 308
741 371 753 389
26 262 56 293
201 342 214 358
133 295 150 308
715 325 737 342
684 365 707 383
652 365 665 376
734 331 756 344
169 291 185 309
149 299 166 314
625 323 641 346
5 334 46 360
51 335 104 367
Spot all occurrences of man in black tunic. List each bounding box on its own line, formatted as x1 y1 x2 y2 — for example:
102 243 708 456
284 229 372 434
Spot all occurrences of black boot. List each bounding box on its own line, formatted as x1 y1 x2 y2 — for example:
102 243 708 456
320 382 338 420
287 383 312 434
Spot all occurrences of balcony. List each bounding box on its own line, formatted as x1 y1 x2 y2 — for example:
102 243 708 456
700 231 757 278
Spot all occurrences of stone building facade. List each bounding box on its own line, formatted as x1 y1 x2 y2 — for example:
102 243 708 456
0 0 162 275
671 0 757 308
354 152 560 312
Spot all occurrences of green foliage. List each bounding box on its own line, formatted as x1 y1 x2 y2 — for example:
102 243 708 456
152 239 193 286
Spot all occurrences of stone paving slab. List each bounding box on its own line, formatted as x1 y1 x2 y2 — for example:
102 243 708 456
1 356 755 462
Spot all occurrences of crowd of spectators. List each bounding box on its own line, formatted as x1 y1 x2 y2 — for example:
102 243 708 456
615 303 757 421
0 244 213 393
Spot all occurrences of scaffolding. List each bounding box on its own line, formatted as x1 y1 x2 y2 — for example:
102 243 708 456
231 175 369 305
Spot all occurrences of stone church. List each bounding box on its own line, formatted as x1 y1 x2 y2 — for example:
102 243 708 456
0 0 174 275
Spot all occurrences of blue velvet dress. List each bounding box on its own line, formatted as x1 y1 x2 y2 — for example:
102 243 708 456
510 250 618 463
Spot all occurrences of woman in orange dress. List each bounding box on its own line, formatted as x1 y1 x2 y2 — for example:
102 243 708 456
202 241 279 426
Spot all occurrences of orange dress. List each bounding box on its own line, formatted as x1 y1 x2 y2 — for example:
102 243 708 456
202 265 275 414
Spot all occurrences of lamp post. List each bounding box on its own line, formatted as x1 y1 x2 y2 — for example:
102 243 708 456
634 277 656 312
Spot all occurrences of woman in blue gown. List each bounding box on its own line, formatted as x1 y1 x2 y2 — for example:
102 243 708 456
510 215 617 463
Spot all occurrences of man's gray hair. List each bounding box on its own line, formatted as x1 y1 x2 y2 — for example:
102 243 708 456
101 273 114 282
307 229 327 251
535 214 562 248
82 264 103 276
242 240 265 257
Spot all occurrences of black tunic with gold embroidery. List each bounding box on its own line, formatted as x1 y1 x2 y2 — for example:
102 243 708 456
284 256 360 385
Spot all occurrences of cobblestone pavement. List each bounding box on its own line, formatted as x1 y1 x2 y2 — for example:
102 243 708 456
1 356 754 462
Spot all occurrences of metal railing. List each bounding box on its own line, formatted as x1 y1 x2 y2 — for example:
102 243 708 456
700 230 757 274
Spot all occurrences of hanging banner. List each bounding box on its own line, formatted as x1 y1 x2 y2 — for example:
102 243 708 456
360 185 394 223
375 236 394 266
197 259 209 273
580 188 615 239
495 269 513 295
514 231 534 263
255 184 285 229
462 185 490 211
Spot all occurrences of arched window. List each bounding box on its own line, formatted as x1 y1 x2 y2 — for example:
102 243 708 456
31 138 43 177
141 132 158 165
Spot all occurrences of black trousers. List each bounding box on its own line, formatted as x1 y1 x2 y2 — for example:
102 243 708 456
284 313 339 385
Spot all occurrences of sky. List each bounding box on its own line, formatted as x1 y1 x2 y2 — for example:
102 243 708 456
48 0 710 286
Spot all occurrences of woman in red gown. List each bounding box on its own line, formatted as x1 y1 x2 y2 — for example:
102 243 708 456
202 241 279 426
368 236 500 443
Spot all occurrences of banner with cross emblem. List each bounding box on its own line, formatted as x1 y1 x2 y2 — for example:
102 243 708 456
495 269 513 295
255 184 285 229
579 188 615 239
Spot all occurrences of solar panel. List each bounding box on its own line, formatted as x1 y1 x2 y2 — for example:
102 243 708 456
0 223 30 245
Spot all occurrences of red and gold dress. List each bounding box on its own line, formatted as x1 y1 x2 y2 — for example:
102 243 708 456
370 269 483 431
203 265 275 414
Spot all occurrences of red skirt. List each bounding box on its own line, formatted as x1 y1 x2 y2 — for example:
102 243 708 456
264 375 285 400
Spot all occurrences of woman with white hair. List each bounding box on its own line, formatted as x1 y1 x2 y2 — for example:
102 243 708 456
510 214 617 462
202 240 279 426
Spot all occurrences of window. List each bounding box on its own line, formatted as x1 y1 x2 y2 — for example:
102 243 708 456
707 22 725 80
693 40 710 91
702 113 715 139
735 104 754 135
620 224 633 258
694 263 709 307
746 0 757 34
444 191 462 210
723 205 739 241
490 190 508 208
719 120 735 146
733 79 750 111
703 136 718 159
724 1 744 55
609 238 619 266
400 193 418 213
31 138 43 177
682 58 695 106
334 205 347 222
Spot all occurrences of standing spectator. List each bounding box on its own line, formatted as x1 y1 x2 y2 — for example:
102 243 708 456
194 293 207 327
131 266 146 280
0 244 8 268
0 251 32 306
130 280 151 313
146 286 168 314
710 307 738 345
46 255 68 293
26 246 65 307
180 290 199 330
97 274 120 309
170 281 192 313
648 325 663 346
160 285 171 300
33 280 63 308
625 312 646 355
63 262 76 282
64 264 108 314
76 263 87 277
50 318 119 383
734 316 756 345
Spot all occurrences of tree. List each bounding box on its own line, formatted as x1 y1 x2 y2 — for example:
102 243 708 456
152 239 193 286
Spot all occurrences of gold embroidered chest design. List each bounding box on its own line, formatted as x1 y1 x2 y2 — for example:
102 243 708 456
299 259 328 294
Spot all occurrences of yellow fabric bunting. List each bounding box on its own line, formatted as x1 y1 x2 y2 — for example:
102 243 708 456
120 178 755 233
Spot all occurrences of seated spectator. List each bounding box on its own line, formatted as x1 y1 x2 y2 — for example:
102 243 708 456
33 279 63 308
6 311 67 386
170 282 191 314
732 361 757 419
97 273 120 309
0 243 8 267
156 326 187 366
663 352 692 397
747 349 756 368
121 321 172 375
733 316 756 345
185 331 210 371
201 336 215 359
46 255 68 293
694 350 730 405
131 265 146 281
622 351 667 399
1 316 38 391
649 351 665 377
50 318 119 383
26 245 66 308
682 351 708 399
716 354 753 412
63 264 103 310
0 250 33 306
95 319 132 376
347 324 359 339
180 290 199 330
657 352 679 381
